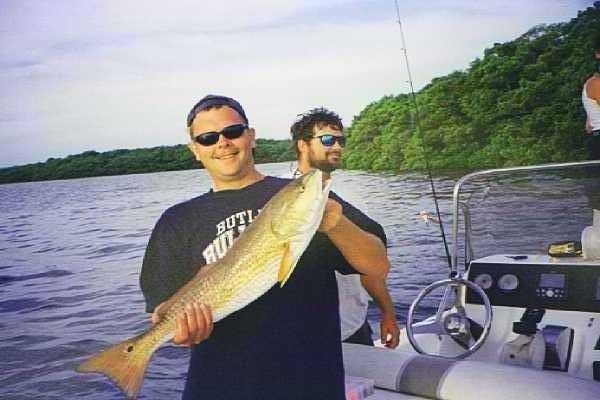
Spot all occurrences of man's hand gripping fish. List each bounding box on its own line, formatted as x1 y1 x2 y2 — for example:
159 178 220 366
76 170 332 398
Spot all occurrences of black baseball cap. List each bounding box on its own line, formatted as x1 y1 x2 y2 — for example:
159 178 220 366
186 95 248 127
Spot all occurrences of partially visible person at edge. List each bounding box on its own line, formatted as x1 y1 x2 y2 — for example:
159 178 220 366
582 33 600 160
290 107 400 349
139 95 390 400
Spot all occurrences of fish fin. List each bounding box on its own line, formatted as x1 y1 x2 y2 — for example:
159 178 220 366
278 241 295 286
76 334 153 399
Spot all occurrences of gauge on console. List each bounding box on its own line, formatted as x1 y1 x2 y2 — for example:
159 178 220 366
474 273 493 290
498 274 519 291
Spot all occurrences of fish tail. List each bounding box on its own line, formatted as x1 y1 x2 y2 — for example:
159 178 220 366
76 333 154 399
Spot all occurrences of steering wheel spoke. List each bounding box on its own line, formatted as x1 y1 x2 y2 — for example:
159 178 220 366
411 319 445 335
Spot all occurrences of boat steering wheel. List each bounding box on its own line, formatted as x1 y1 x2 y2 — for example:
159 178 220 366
406 277 493 359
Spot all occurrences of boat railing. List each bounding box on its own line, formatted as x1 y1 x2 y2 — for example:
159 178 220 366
451 160 600 275
459 201 474 267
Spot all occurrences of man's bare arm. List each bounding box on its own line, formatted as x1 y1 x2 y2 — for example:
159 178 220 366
320 199 390 278
360 274 400 348
588 77 600 104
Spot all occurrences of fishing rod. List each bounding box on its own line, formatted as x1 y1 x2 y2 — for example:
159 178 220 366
393 0 453 272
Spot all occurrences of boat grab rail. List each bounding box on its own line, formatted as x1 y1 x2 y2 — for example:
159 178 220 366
450 160 600 275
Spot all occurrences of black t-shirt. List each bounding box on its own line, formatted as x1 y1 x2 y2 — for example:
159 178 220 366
140 176 386 400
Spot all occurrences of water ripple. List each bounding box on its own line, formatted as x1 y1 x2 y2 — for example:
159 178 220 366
0 269 73 284
0 298 45 312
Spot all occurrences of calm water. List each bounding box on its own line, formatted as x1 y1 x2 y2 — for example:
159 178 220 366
0 162 597 399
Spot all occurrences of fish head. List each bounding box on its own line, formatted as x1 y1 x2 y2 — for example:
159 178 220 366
269 169 332 239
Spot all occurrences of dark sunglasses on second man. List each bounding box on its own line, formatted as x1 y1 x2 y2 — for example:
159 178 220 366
193 124 248 146
313 134 347 147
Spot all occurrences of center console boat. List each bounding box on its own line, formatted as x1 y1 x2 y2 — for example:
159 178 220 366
343 161 600 400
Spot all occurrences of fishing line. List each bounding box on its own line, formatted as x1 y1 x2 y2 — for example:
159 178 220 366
393 0 453 271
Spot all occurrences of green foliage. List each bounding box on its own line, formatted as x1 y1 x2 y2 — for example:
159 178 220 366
254 139 296 164
0 139 295 184
343 5 600 172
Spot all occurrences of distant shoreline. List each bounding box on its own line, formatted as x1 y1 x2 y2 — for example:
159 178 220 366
0 139 295 184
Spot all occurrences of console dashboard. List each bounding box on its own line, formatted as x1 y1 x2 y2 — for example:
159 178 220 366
466 255 600 312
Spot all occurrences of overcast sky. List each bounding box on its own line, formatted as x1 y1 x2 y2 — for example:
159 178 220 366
0 0 594 167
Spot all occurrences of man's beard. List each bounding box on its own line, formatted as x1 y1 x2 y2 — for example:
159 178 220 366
310 157 339 173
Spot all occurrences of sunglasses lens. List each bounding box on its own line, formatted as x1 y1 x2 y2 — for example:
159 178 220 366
195 132 220 146
320 135 336 146
318 134 346 147
222 124 246 140
194 124 247 146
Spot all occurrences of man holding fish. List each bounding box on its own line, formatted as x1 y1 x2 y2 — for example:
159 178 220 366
78 94 390 399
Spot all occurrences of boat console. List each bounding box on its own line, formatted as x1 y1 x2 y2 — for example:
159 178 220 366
464 254 600 381
342 161 600 399
466 254 600 312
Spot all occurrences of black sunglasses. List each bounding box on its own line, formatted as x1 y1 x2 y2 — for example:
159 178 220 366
312 134 346 147
193 124 248 146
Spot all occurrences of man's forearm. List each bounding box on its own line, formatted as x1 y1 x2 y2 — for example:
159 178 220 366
360 274 395 317
325 214 390 278
361 274 400 348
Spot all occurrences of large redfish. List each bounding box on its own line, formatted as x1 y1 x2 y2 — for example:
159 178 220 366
76 169 331 398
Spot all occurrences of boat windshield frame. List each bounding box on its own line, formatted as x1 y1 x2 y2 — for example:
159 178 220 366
451 160 600 274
